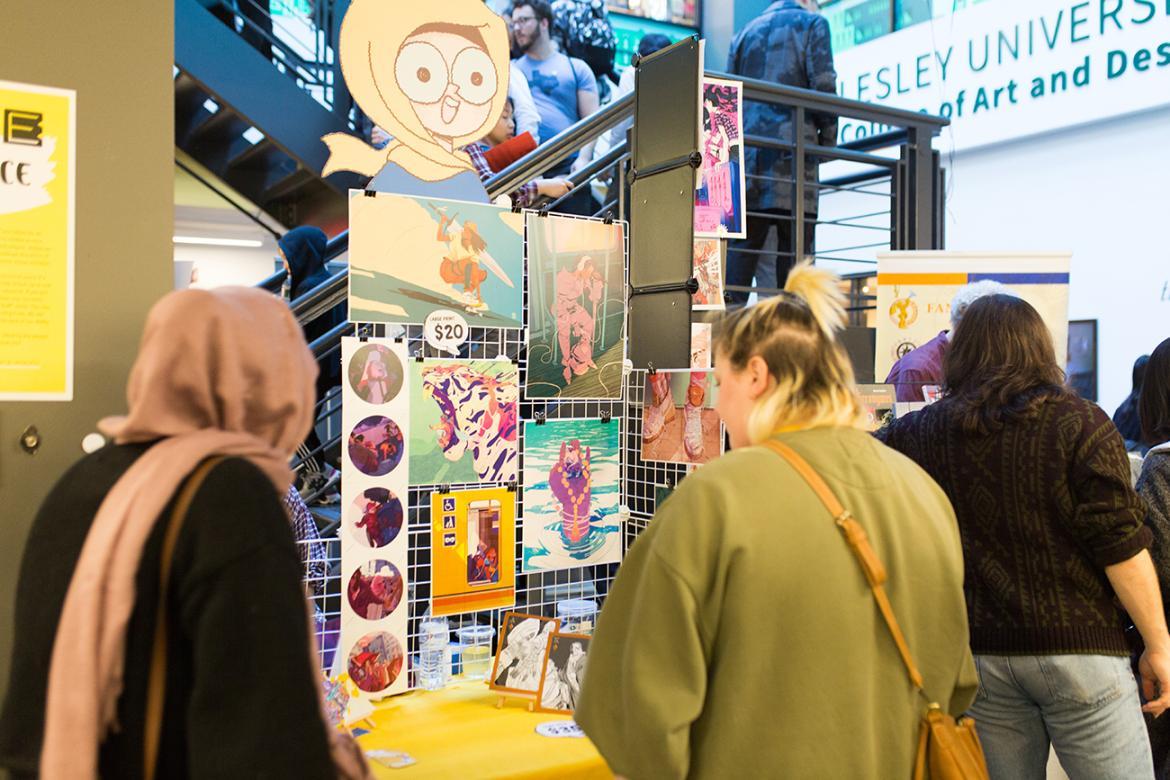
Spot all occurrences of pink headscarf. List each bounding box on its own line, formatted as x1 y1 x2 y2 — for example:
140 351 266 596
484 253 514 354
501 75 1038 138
39 287 318 779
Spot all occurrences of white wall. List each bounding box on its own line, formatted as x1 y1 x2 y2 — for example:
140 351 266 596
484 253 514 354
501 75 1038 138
943 104 1170 412
173 242 280 290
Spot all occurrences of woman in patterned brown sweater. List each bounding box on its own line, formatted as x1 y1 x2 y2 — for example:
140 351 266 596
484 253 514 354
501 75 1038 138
879 294 1170 780
1138 337 1170 777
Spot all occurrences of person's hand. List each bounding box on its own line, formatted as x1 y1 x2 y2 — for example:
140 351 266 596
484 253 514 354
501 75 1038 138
371 125 390 147
537 178 574 199
1140 646 1170 716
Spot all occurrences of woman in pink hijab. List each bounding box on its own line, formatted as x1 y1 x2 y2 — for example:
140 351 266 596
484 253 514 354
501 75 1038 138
0 288 366 779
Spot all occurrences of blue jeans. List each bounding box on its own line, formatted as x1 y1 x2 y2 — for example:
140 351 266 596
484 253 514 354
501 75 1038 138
971 654 1153 780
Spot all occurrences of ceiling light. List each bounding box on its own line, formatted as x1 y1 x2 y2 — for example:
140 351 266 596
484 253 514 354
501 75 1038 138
173 236 264 248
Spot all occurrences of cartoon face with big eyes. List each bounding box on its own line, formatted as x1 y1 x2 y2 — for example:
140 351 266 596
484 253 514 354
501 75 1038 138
395 28 499 147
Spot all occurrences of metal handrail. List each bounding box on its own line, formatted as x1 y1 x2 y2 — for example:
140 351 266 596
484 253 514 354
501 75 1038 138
710 70 948 131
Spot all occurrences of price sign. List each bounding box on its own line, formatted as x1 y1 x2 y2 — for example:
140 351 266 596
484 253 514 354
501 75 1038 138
423 309 469 355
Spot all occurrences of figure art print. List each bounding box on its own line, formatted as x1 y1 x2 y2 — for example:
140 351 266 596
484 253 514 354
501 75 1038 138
694 78 747 239
522 419 621 573
538 634 591 714
490 613 560 696
642 370 722 466
409 359 519 485
430 487 516 616
526 214 627 400
692 238 725 310
350 192 524 327
321 0 511 204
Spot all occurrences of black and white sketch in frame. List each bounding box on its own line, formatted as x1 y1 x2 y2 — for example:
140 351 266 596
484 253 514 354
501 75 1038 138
539 633 591 714
489 613 560 695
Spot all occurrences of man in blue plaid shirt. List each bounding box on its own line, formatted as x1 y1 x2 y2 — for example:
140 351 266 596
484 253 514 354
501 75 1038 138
726 0 837 304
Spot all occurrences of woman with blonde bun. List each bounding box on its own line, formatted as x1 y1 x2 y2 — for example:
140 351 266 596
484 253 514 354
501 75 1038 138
576 262 977 779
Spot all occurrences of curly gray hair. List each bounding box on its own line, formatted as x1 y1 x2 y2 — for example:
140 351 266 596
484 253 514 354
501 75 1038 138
950 280 1010 329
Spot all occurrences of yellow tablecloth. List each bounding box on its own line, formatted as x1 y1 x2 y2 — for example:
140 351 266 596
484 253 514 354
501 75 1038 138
355 680 614 779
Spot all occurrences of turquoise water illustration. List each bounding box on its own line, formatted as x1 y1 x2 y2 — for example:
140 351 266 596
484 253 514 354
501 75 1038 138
522 419 621 572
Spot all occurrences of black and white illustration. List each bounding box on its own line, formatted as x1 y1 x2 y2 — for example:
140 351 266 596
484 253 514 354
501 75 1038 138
488 613 560 696
538 633 591 714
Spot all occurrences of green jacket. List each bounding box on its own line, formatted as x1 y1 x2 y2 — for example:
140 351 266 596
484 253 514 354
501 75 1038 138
576 427 977 779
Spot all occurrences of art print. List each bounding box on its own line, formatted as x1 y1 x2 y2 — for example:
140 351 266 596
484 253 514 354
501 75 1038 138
347 631 405 694
409 359 519 486
347 343 405 405
347 415 405 477
694 78 747 239
430 487 517 617
489 613 560 696
692 238 725 310
521 419 622 573
690 323 712 370
642 370 722 466
339 337 410 700
347 560 405 621
525 214 627 400
538 634 591 714
347 487 405 549
349 192 524 327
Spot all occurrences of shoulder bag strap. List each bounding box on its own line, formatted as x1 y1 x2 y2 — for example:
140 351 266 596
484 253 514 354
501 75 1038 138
761 439 926 693
143 456 225 780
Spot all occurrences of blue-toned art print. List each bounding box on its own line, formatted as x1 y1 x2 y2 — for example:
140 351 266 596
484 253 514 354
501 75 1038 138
349 192 524 327
522 418 622 573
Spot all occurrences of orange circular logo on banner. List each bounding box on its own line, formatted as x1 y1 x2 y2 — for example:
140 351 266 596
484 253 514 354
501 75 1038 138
889 297 918 329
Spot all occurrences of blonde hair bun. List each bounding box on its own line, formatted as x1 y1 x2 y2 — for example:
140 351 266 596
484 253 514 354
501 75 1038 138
784 260 847 338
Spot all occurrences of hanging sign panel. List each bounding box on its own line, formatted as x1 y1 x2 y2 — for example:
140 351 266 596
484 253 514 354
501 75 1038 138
875 251 1072 381
0 80 76 400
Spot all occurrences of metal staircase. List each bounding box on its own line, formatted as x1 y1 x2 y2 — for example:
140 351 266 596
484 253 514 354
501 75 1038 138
174 0 361 227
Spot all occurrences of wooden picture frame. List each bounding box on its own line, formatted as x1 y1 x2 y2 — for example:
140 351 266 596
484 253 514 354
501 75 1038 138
488 612 561 697
537 632 592 714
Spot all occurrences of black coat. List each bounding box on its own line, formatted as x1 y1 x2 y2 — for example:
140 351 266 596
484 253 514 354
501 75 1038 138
0 444 334 779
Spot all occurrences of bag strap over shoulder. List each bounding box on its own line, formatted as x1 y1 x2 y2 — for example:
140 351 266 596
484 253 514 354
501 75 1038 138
143 456 226 780
761 439 926 693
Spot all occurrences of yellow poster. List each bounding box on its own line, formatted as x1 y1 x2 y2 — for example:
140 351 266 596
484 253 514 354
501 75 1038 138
875 252 1071 382
430 487 516 617
0 80 75 400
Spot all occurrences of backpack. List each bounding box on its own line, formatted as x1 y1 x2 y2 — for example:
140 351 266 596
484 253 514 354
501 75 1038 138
551 0 617 84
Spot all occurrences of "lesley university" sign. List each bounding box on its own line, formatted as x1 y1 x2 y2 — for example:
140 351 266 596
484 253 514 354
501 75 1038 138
834 0 1170 150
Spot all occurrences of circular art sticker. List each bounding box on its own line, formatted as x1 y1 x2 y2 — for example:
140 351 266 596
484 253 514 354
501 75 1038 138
347 415 404 477
347 631 405 694
347 560 404 620
347 487 404 548
347 343 404 405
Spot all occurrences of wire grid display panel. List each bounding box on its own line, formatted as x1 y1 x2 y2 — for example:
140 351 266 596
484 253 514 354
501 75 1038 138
322 211 634 691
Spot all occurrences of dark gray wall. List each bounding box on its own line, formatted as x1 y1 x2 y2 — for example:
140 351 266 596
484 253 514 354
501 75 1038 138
0 1 173 711
703 0 776 70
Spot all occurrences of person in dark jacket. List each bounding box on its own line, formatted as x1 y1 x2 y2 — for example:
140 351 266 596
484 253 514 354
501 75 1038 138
0 288 353 779
879 295 1170 779
1137 338 1170 777
1116 353 1151 450
725 0 836 303
279 226 345 495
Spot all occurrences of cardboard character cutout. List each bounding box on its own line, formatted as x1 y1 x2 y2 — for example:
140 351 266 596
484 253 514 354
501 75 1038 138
323 0 510 203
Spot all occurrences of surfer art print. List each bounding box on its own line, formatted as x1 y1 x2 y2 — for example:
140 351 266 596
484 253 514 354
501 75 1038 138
348 192 524 327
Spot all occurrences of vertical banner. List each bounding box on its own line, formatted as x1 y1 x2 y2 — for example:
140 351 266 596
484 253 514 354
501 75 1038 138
0 80 75 400
340 337 410 699
875 252 1072 381
694 78 747 239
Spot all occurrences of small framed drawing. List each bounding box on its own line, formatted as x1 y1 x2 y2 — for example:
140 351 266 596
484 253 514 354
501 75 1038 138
537 633 591 714
489 612 561 697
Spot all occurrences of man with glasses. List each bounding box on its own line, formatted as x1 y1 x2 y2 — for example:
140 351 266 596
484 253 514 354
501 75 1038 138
511 0 600 215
